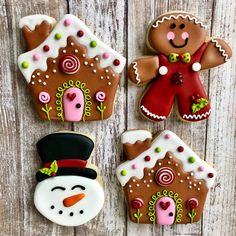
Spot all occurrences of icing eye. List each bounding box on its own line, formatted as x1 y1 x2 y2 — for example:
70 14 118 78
76 103 81 109
71 185 86 190
51 186 66 191
170 23 176 29
179 23 185 29
169 212 174 216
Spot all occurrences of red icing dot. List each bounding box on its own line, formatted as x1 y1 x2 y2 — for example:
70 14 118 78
177 146 184 152
113 59 120 66
51 172 56 177
144 156 151 161
77 30 84 37
43 45 50 52
208 173 214 178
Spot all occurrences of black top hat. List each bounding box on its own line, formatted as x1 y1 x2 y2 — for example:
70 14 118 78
36 132 97 182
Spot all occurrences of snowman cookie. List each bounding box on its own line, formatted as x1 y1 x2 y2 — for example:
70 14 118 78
34 132 104 226
18 14 126 122
116 130 216 224
128 11 232 122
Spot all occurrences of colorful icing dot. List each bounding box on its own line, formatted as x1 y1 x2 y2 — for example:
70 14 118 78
43 45 50 52
198 166 204 172
188 156 196 163
102 52 110 59
177 146 184 152
208 173 214 178
164 134 171 139
113 59 120 66
21 61 29 69
144 156 151 161
90 40 97 48
54 33 62 40
77 30 84 37
64 19 72 26
33 53 41 61
132 164 138 169
155 147 161 153
121 169 127 176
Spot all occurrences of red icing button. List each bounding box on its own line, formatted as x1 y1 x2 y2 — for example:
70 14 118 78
113 59 120 66
51 172 56 177
77 30 84 37
144 156 151 161
177 146 184 152
43 45 50 52
208 173 214 178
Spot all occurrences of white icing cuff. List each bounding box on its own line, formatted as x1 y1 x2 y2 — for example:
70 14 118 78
159 66 168 75
192 62 201 72
121 130 152 144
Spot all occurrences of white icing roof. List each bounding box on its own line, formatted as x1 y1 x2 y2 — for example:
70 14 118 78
117 130 216 189
121 130 152 144
18 14 126 83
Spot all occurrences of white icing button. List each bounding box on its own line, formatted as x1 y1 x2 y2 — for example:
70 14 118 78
37 72 40 76
84 61 88 65
132 179 136 182
112 74 115 77
177 173 180 176
90 63 94 67
38 79 42 83
53 69 57 73
100 76 104 80
31 81 35 85
180 180 183 183
52 60 56 64
105 69 109 73
95 57 99 61
189 186 192 189
137 184 140 187
167 161 171 164
144 180 146 183
148 173 151 176
151 170 154 173
130 190 133 193
198 188 201 191
159 66 168 75
107 76 110 79
70 42 74 46
43 82 47 85
74 49 78 53
192 62 201 72
147 184 150 187
93 69 97 73
129 185 132 188
108 82 111 86
158 163 162 166
149 180 152 183
45 75 49 79
175 163 178 166
32 75 35 78
82 53 85 57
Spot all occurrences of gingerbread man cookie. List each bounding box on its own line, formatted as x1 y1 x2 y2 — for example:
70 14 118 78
34 132 104 226
128 11 232 122
116 130 216 224
18 14 126 122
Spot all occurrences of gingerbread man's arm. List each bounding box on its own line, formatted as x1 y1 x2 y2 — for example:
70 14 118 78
128 56 159 86
200 38 232 70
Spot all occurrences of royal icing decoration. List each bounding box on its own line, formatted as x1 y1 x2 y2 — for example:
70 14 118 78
34 132 104 226
116 130 216 224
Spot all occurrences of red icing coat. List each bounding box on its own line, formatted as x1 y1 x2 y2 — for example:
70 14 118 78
140 43 211 122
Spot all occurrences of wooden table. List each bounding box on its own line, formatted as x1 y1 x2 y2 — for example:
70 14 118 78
0 0 235 235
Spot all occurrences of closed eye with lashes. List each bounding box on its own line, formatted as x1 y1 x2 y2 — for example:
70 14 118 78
71 185 86 190
51 186 66 191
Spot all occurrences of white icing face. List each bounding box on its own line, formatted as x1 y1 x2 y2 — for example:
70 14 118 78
34 176 104 226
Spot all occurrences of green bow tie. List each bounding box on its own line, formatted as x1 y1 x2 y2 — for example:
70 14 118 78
168 52 191 63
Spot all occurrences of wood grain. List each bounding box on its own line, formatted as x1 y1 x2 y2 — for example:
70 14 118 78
0 0 235 235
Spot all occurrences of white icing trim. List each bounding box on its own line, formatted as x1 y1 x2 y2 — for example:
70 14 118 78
18 14 126 83
132 62 140 84
211 39 229 62
182 109 211 120
152 14 206 29
121 130 152 144
140 105 166 120
20 15 55 31
116 130 216 189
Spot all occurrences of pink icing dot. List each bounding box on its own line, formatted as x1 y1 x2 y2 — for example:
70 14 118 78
182 32 189 40
164 134 171 139
132 163 139 169
64 19 72 26
167 31 175 40
198 166 204 172
33 53 41 61
102 52 110 59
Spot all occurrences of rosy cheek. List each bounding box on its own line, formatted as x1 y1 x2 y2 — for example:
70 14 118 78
167 32 175 40
182 32 189 40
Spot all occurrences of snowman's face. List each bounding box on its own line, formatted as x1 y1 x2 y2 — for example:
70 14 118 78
34 175 104 226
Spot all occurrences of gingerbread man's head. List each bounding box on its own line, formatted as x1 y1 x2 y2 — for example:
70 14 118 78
147 12 207 55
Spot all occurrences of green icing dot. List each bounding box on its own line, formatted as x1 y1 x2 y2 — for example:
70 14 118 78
54 33 62 40
121 169 127 176
155 147 161 153
90 40 97 48
21 61 29 69
188 156 196 163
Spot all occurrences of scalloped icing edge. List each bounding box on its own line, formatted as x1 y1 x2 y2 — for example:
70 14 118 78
211 38 230 62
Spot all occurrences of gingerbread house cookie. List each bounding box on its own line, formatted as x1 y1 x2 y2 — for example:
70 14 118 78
18 14 126 122
116 130 216 224
128 11 232 122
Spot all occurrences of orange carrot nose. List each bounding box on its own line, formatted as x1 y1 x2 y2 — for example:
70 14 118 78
63 193 85 207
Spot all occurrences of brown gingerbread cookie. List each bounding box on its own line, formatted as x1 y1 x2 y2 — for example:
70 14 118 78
18 14 126 122
128 11 232 122
116 130 216 224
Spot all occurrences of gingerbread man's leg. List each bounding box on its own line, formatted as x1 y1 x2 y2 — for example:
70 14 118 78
139 79 174 121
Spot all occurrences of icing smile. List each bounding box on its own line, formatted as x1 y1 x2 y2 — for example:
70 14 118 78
169 38 189 48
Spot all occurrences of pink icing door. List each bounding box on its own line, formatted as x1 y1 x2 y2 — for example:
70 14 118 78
156 197 175 225
63 87 84 121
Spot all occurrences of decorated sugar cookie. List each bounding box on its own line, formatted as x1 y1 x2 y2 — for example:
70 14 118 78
34 132 104 226
18 14 126 122
128 11 232 122
116 130 216 224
